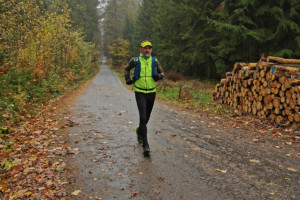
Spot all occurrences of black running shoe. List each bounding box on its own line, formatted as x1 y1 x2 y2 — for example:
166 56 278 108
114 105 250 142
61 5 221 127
143 145 151 154
136 127 142 143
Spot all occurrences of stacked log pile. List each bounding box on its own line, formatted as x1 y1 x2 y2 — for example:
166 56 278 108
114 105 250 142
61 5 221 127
213 56 300 126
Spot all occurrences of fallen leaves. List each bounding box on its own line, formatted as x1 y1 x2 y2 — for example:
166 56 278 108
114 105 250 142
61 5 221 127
249 159 260 163
68 147 80 154
287 167 297 172
25 191 33 197
72 189 81 195
153 188 160 194
208 123 216 128
192 147 201 151
117 173 126 178
284 141 292 145
252 138 265 143
64 119 77 127
0 108 68 199
131 191 141 197
215 169 227 173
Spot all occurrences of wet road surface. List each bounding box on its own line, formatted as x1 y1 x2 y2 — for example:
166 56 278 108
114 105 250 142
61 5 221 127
64 64 300 200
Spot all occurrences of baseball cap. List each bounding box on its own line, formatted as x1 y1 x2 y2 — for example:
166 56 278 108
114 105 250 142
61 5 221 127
141 41 152 48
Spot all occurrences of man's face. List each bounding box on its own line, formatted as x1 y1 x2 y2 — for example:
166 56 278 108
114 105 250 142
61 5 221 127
140 46 152 57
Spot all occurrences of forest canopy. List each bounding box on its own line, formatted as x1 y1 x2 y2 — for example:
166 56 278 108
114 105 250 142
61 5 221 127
101 0 300 79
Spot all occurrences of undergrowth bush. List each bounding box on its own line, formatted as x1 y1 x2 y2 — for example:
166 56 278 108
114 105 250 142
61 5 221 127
166 71 182 82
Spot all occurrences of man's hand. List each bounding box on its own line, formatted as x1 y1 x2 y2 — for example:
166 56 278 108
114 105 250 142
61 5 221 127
126 79 134 85
152 74 162 81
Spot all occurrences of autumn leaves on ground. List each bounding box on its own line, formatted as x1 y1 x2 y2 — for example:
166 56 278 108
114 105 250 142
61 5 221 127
0 76 94 199
0 0 99 199
0 107 68 199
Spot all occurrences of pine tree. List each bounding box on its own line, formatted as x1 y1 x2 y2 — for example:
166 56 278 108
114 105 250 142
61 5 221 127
131 0 156 56
66 0 101 44
101 0 138 55
152 0 222 78
177 0 223 78
209 0 300 75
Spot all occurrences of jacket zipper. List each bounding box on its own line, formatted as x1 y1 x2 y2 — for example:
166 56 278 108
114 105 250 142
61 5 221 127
145 59 147 90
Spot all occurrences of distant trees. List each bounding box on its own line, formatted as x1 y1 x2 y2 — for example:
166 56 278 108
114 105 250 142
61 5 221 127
101 0 155 57
101 0 138 62
108 37 130 67
101 0 300 79
66 0 101 44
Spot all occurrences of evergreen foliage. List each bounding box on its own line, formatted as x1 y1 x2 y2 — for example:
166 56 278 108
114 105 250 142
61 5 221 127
101 0 300 79
131 0 156 56
101 0 138 54
209 0 300 75
66 0 101 44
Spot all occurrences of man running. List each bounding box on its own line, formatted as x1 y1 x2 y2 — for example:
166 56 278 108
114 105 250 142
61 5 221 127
124 41 164 154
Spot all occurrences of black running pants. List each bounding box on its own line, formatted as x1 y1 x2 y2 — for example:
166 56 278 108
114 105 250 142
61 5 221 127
135 92 156 146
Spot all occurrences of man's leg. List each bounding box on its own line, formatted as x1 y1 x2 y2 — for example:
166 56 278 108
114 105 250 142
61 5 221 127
145 92 156 124
136 127 143 143
135 92 148 147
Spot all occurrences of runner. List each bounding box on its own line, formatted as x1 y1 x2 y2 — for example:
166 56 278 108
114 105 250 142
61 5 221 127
124 40 164 154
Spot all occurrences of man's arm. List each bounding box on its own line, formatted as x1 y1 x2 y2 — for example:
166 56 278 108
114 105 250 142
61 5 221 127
124 58 135 85
124 58 135 80
156 59 165 80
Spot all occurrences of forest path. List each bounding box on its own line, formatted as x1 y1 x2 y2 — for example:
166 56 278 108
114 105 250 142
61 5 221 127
62 63 300 200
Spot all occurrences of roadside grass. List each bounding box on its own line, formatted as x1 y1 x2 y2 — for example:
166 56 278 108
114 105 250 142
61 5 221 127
110 65 232 117
156 79 232 117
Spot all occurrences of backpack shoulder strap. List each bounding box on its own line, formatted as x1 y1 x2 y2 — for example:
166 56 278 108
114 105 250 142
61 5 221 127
133 57 141 81
151 57 158 75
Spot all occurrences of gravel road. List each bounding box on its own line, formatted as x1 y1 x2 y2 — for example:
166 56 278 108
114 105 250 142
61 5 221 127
63 63 300 200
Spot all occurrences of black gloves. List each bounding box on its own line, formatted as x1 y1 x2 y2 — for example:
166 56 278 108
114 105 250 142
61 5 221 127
125 75 134 85
152 74 162 82
126 79 134 85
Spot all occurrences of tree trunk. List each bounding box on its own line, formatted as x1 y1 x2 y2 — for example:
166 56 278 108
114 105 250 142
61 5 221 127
267 56 300 64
